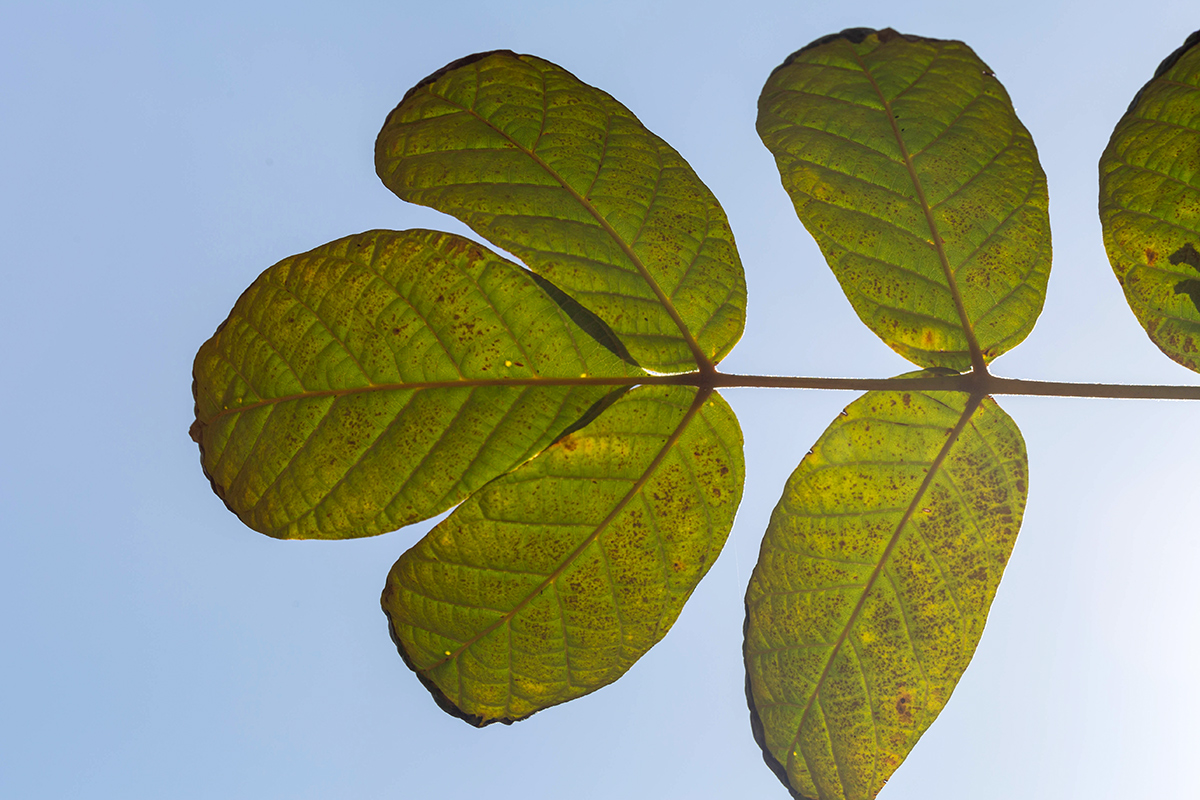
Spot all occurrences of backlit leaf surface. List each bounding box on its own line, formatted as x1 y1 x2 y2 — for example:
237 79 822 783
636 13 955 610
744 381 1027 800
192 228 641 539
382 385 744 725
758 28 1051 370
376 50 747 373
1099 30 1200 372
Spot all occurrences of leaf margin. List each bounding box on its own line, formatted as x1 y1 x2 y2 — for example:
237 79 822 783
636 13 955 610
743 376 1028 799
191 227 645 540
757 27 1052 372
381 383 746 726
375 49 748 374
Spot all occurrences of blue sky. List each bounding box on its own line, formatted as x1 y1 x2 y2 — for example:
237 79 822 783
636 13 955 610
3 1 1198 798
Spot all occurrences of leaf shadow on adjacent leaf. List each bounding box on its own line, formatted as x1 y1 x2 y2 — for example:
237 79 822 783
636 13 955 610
526 271 641 368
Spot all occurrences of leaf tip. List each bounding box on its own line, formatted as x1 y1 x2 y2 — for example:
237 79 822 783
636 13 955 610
381 603 516 728
397 49 522 106
774 26 948 72
382 579 533 729
1121 28 1200 116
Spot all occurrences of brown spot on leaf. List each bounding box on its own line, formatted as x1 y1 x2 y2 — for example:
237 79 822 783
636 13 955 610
1146 247 1158 266
896 691 914 725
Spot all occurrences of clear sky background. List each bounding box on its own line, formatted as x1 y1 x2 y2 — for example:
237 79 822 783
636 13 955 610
3 1 1198 798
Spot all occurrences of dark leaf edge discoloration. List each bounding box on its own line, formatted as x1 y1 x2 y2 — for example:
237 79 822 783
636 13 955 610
744 608 808 800
190 374 237 519
769 27 954 79
388 50 597 128
383 597 529 728
398 49 518 106
1122 28 1200 116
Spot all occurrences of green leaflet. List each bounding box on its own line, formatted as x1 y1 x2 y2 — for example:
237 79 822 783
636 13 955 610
382 385 744 725
375 50 747 373
744 380 1027 800
193 52 755 725
192 229 642 539
190 38 1057 765
758 28 1051 370
1099 30 1200 372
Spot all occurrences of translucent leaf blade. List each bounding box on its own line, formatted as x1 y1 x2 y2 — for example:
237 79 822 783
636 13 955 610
382 385 744 725
192 229 642 539
744 381 1028 799
1099 30 1200 372
758 28 1051 370
375 50 747 373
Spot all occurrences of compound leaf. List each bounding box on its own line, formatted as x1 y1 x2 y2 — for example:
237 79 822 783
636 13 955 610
382 385 744 725
1099 30 1200 372
376 50 747 373
758 28 1051 370
192 228 642 539
744 380 1027 800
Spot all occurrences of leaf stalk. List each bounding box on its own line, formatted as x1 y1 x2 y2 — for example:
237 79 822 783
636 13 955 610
702 370 1200 400
197 371 1200 431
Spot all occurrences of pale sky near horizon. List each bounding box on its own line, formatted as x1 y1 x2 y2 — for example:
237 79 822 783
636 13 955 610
3 2 1198 798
